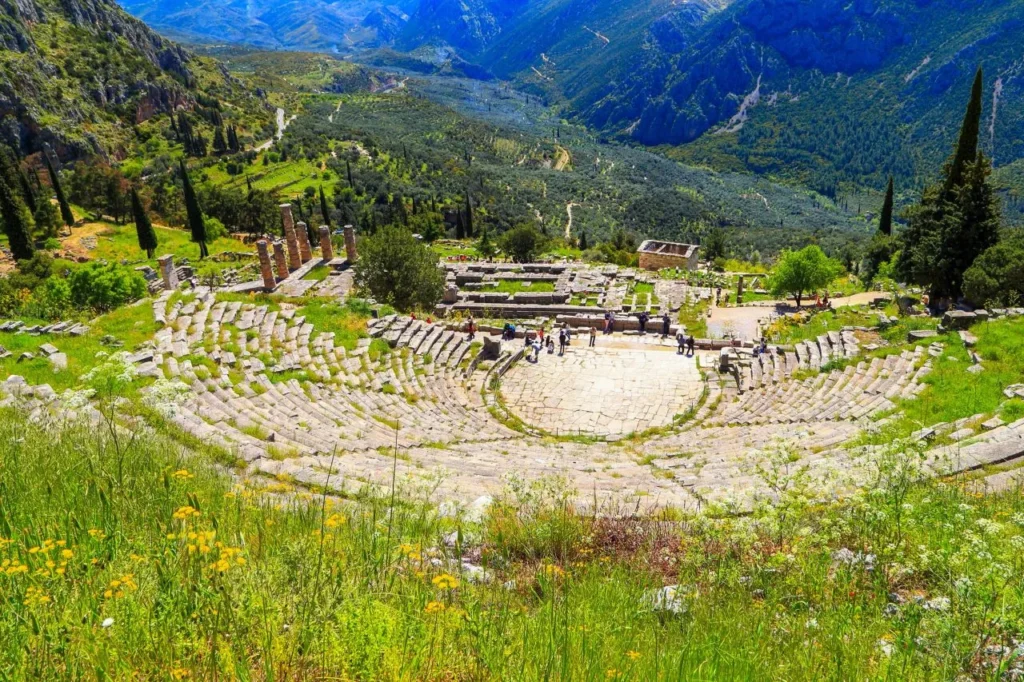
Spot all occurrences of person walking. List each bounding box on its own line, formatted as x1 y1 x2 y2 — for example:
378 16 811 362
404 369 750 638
661 313 671 338
687 334 695 356
638 311 649 335
603 311 612 335
558 327 568 355
589 326 597 348
531 337 542 362
676 329 686 355
466 316 476 341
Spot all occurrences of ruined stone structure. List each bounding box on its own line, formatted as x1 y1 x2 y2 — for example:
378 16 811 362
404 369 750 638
296 222 313 263
319 226 333 261
157 255 178 291
637 241 700 272
272 241 288 281
256 240 276 292
344 225 358 263
280 204 301 271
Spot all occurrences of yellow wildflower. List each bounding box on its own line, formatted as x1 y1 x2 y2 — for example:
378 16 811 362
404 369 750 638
424 601 446 614
432 573 459 590
626 651 641 661
23 587 50 607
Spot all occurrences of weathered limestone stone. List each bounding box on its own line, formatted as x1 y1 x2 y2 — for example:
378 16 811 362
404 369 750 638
443 284 460 304
280 204 301 271
296 222 313 263
319 225 333 261
49 353 67 371
257 240 276 292
272 241 288 280
737 275 745 301
482 336 501 360
344 224 358 263
157 254 178 290
942 310 977 330
908 329 938 342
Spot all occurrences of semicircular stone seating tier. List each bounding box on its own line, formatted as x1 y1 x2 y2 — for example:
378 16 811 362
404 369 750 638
2 291 1023 511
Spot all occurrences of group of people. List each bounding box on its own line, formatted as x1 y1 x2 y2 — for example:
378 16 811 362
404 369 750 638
524 323 577 362
675 330 696 356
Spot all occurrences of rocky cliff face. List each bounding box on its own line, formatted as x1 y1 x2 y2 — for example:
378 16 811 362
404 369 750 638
0 0 195 158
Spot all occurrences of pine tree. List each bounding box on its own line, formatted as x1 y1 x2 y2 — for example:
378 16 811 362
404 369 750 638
879 176 894 236
44 153 74 227
319 185 331 229
213 126 227 155
179 160 208 259
464 193 474 238
0 175 35 261
131 188 158 258
943 68 984 199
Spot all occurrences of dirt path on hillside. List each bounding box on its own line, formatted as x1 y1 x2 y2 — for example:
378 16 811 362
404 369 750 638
564 202 580 240
256 108 294 152
553 145 571 171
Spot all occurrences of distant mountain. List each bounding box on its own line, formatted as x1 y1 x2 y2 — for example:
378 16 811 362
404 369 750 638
0 0 266 160
119 0 418 52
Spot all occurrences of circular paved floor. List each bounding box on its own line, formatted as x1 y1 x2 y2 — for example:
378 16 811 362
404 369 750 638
500 341 704 437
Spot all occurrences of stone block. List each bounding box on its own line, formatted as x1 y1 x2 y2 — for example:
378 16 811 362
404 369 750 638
942 310 977 330
908 329 938 342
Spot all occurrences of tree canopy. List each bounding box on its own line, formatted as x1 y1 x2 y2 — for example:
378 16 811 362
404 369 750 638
769 245 843 307
354 226 445 312
500 224 546 263
962 230 1024 308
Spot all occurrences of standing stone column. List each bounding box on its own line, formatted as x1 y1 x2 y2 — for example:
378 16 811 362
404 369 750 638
296 221 313 263
737 275 745 303
257 240 276 292
157 254 178 290
319 225 334 261
344 224 357 264
272 241 288 281
280 204 301 271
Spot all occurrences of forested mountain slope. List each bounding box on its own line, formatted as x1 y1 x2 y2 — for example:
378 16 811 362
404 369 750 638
0 0 269 160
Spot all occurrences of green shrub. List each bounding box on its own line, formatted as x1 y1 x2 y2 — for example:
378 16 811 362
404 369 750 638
67 262 147 313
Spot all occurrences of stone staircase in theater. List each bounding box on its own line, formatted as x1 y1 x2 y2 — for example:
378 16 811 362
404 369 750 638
2 295 1024 509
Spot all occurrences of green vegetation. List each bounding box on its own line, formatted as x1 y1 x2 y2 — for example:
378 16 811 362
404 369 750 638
493 280 555 295
769 246 844 308
355 226 445 312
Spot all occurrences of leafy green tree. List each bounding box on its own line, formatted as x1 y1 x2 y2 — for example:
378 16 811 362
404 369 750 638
897 69 1001 300
0 173 35 261
500 224 546 263
179 160 209 259
943 68 983 199
703 227 728 262
962 231 1024 307
879 176 894 236
33 197 60 239
44 153 75 226
131 188 158 258
355 225 445 311
319 186 331 229
477 226 497 259
769 245 843 307
67 262 147 312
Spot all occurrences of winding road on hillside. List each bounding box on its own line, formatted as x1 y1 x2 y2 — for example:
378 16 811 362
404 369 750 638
564 202 580 240
256 108 294 152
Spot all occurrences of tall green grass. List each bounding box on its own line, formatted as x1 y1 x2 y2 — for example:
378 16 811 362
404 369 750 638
3 402 1024 679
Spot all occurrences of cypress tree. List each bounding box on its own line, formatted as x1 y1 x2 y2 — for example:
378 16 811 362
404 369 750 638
213 126 227 155
18 170 36 213
346 159 354 188
879 176 894 236
0 175 36 261
179 160 208 259
464 193 474 238
319 186 331 229
44 154 74 226
131 188 158 258
455 210 465 240
943 68 984 198
579 230 588 250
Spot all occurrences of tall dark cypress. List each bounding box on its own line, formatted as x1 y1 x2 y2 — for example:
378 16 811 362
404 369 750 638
179 160 208 259
0 176 35 261
943 68 984 198
464 193 474 238
879 176 894 236
579 230 588 251
213 126 227 155
346 159 353 188
319 185 331 229
18 170 36 213
131 188 158 258
44 154 74 226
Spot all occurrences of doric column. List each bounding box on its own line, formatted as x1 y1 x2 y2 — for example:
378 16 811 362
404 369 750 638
319 225 334 261
344 224 357 264
280 204 301 271
157 255 177 290
272 241 288 280
296 221 313 263
257 240 276 291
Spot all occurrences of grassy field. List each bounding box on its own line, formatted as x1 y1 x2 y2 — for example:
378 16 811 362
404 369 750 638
493 280 556 295
3 397 1024 679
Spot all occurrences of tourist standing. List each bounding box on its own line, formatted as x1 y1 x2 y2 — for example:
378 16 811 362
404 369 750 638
558 327 568 355
531 337 542 362
589 326 597 348
603 311 612 335
466 316 476 340
638 311 649 335
676 329 686 355
687 334 695 356
661 313 671 338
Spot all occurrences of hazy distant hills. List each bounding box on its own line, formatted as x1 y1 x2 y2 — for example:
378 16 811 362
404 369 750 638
112 0 1024 190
